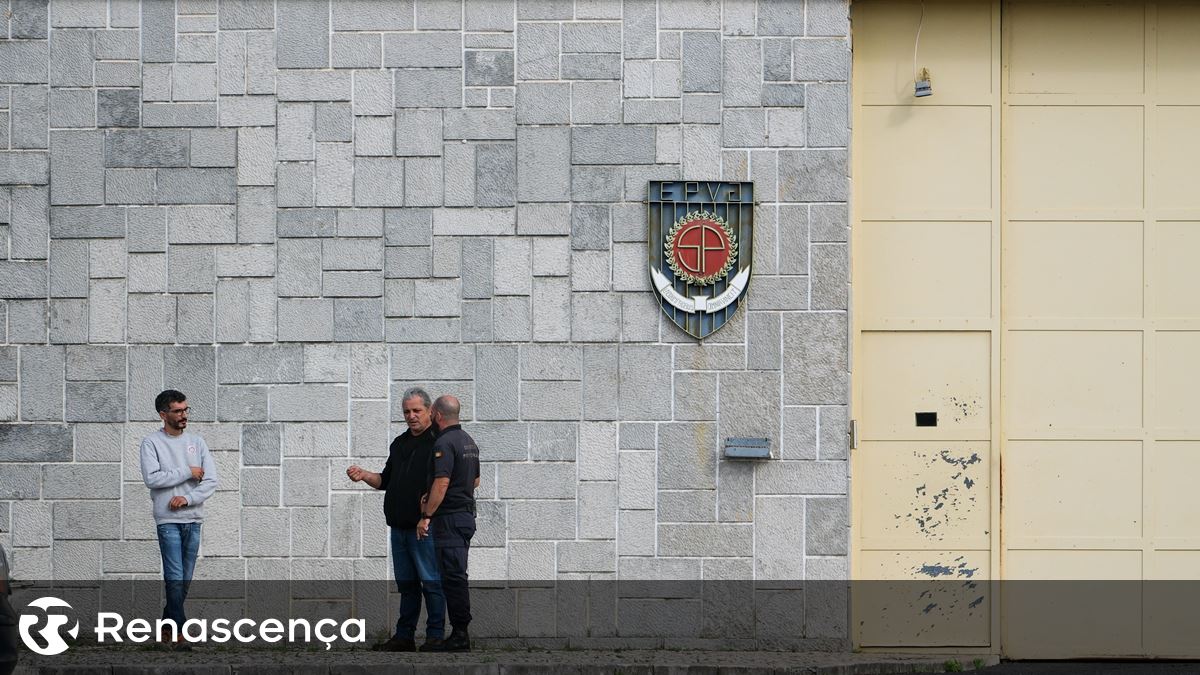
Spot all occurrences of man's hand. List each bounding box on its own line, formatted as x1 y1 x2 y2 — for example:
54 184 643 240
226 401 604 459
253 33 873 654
168 496 188 510
190 466 204 481
416 517 430 540
347 465 366 482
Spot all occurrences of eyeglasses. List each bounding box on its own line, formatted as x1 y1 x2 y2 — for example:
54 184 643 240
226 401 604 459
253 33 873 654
162 407 190 415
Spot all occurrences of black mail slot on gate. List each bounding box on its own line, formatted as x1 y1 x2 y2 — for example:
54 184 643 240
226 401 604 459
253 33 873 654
915 412 938 427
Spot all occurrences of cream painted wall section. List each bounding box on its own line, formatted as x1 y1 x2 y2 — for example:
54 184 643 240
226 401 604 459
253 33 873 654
851 0 1001 651
854 0 1200 658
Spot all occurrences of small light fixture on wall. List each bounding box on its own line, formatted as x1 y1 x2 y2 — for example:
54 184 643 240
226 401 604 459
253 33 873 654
913 0 932 98
915 67 932 97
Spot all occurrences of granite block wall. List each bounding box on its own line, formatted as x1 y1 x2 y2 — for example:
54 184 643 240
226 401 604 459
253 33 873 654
0 0 850 644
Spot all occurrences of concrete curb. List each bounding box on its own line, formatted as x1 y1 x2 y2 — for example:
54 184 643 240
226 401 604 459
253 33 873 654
11 652 1002 675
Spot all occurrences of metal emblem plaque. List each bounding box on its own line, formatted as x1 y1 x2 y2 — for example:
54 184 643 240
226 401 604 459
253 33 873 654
648 181 753 339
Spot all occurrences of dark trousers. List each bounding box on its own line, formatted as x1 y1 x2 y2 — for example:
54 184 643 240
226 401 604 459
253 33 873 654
432 512 475 631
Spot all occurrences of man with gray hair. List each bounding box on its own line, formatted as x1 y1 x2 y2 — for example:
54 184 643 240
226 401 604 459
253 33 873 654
347 387 446 652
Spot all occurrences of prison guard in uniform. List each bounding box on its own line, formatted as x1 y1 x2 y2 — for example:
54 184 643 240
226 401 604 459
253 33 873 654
430 424 481 633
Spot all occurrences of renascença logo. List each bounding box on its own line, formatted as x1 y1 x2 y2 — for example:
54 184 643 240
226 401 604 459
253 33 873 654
19 597 80 656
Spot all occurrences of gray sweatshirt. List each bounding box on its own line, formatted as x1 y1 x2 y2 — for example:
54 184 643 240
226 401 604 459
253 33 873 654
139 429 219 525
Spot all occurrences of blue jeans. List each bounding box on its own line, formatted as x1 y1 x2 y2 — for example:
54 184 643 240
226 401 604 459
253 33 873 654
156 522 201 627
390 527 446 640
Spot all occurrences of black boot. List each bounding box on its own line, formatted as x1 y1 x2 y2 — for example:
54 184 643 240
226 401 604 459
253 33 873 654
419 636 446 652
441 628 470 652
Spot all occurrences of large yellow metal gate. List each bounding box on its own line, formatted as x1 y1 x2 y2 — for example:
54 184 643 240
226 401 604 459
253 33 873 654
852 0 1200 657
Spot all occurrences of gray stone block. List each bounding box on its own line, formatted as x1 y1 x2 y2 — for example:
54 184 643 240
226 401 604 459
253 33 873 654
516 23 559 80
384 246 432 281
219 32 248 94
806 496 848 555
719 370 782 454
520 381 581 421
754 496 805 579
384 32 461 68
65 345 125 382
0 152 49 185
682 31 721 93
218 345 303 385
578 421 618 480
163 346 216 421
617 345 671 419
619 0 656 58
8 187 47 259
0 261 47 299
50 131 104 205
561 53 621 79
277 70 351 102
531 277 570 342
0 41 48 84
49 29 94 87
572 126 656 165
142 0 175 62
48 206 123 239
47 299 85 344
53 501 120 540
218 0 274 27
476 143 516 208
354 158 405 207
477 345 519 421
11 0 49 38
175 293 214 344
104 169 154 204
157 169 237 205
141 102 219 127
659 489 717 523
12 85 48 150
269 384 347 422
571 81 621 123
810 243 848 310
332 0 413 29
332 33 381 69
276 162 316 207
763 38 793 81
582 345 618 421
465 51 514 86
105 130 189 168
657 422 717 490
242 423 281 465
807 83 849 148
48 88 94 128
571 291 620 342
276 296 333 340
218 96 276 127
334 298 384 341
384 208 432 246
278 102 315 161
507 500 575 540
0 422 71 461
530 422 576 461
126 294 177 344
42 463 120 499
167 245 216 293
722 38 761 107
516 83 569 126
51 0 107 26
516 126 571 203
277 208 336 237
794 38 849 81
237 127 276 186
493 295 532 341
570 204 610 251
404 156 443 207
723 108 766 148
393 110 442 157
277 0 329 68
395 69 462 108
241 507 289 555
443 110 515 141
218 385 269 421
674 371 717 422
779 149 848 202
618 449 655 509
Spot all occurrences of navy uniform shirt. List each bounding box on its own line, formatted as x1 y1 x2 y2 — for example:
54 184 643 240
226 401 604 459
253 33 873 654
431 424 481 515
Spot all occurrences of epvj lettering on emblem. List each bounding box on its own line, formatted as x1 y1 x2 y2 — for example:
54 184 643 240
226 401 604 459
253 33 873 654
647 181 754 340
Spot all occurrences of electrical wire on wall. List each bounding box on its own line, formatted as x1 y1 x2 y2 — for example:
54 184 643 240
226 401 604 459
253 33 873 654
914 0 932 97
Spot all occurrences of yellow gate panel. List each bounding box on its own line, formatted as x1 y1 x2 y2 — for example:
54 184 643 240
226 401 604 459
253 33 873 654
858 107 993 219
1149 442 1200 539
853 0 994 102
1007 2 1145 95
857 222 992 320
1004 221 1143 319
857 550 991 648
1151 223 1200 317
1006 106 1144 213
1153 333 1200 430
1152 108 1200 210
1003 441 1142 543
858 441 990 548
1155 3 1200 97
860 332 990 441
1003 551 1142 658
1005 331 1143 434
1146 551 1200 657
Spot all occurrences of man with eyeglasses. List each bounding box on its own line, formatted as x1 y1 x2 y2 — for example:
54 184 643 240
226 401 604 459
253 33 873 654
139 389 220 650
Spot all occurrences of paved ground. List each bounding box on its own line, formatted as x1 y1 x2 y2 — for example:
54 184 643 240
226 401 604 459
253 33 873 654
978 662 1200 674
9 647 1001 674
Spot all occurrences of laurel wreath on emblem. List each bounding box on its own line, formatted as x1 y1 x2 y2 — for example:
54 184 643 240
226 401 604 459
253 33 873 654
664 211 739 286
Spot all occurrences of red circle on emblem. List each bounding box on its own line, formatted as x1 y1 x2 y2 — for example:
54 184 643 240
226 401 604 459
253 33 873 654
670 218 733 282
